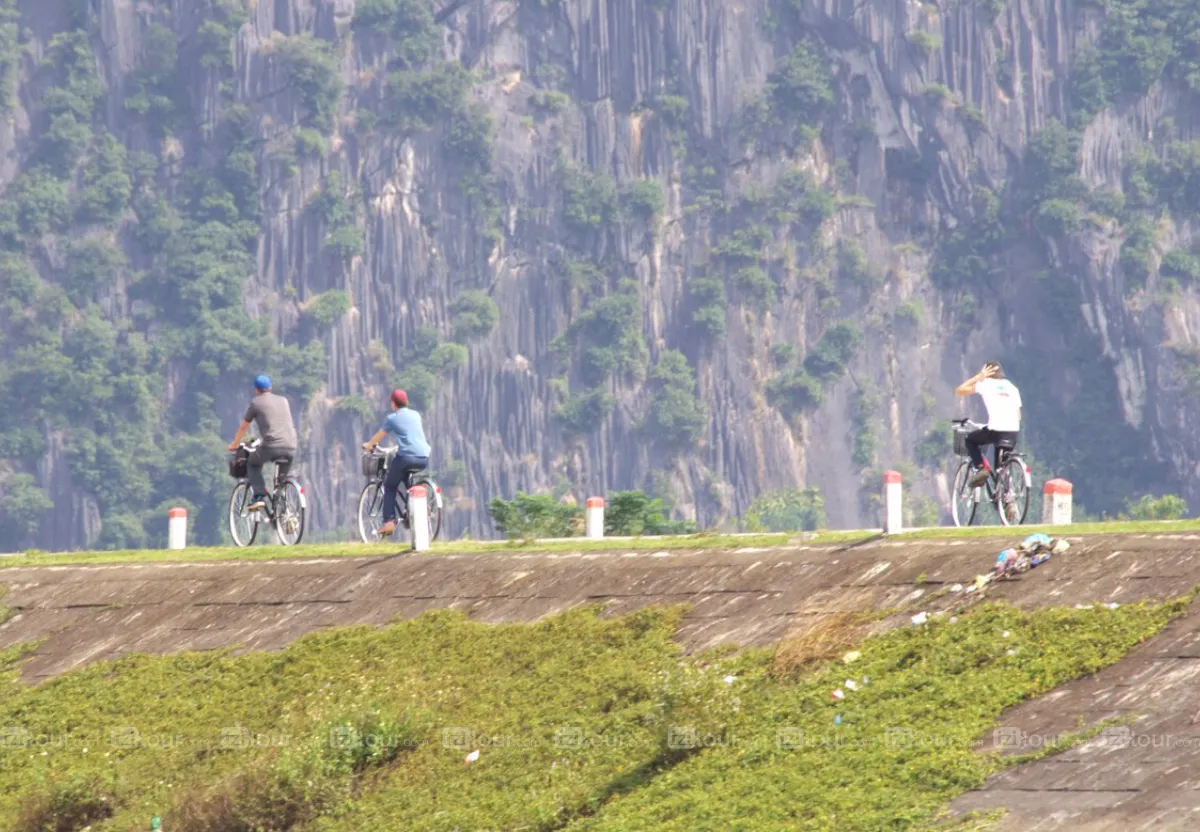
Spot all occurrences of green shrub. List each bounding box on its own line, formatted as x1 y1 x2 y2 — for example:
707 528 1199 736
645 349 706 449
295 127 328 157
767 40 833 134
15 773 117 831
1120 217 1157 290
488 492 582 538
450 290 500 342
766 367 823 414
620 179 665 224
64 236 125 305
908 30 942 56
352 0 440 68
555 387 614 435
1161 248 1200 283
803 321 861 381
562 166 619 235
734 265 774 308
744 487 826 531
275 35 343 128
382 63 471 132
305 290 351 329
1124 493 1186 520
770 342 797 367
605 490 696 535
1036 199 1082 236
0 473 52 546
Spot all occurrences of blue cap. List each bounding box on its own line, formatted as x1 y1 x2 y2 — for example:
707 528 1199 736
254 374 271 391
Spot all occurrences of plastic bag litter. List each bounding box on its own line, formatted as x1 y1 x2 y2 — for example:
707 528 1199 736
842 651 862 664
911 611 928 626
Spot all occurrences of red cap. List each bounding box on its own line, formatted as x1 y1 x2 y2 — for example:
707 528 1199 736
586 497 605 508
391 389 408 407
168 507 188 519
883 470 902 484
1043 478 1073 495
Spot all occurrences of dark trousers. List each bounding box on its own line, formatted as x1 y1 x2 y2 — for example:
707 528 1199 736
383 455 429 522
965 428 1018 469
248 446 295 497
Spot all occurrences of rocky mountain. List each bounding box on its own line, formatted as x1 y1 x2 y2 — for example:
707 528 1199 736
0 0 1195 549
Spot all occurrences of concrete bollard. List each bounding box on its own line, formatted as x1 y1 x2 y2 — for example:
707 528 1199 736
409 485 430 551
883 470 902 534
168 506 187 550
1042 479 1073 526
586 497 605 539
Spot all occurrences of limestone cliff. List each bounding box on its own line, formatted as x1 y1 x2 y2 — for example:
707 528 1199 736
0 0 1195 548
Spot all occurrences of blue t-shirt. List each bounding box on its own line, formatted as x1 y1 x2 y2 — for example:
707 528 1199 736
380 407 431 457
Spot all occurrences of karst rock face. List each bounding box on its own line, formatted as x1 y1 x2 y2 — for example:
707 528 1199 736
0 0 1195 549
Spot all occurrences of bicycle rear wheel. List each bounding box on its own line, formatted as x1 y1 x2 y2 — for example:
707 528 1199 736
358 481 384 542
951 460 979 527
229 482 258 547
274 480 306 546
997 457 1031 526
413 477 442 541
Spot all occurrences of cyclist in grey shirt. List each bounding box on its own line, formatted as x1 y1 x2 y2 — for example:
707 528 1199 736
228 374 298 510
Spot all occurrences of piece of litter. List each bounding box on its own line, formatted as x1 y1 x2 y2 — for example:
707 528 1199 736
464 750 480 764
861 676 869 685
834 713 843 726
1006 649 1016 656
911 611 928 626
1075 603 1093 609
949 583 964 594
949 616 958 624
831 688 845 701
1105 602 1120 610
845 679 858 691
842 650 862 664
723 675 737 684
1002 631 1011 638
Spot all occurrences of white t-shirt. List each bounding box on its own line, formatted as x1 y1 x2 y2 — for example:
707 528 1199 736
976 378 1022 432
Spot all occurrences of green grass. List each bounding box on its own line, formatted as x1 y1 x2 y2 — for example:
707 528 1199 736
0 595 1188 829
3 518 1200 569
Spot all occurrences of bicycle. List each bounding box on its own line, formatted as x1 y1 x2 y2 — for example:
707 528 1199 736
357 446 443 543
227 439 307 547
949 418 1032 527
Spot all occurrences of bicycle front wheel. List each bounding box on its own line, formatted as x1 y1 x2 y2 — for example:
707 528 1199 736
274 481 306 546
229 482 258 548
358 481 384 542
997 458 1031 526
951 460 979 527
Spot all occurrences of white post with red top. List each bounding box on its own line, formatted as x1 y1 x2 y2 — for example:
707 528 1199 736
1042 479 1073 525
586 497 605 539
168 506 187 550
409 485 430 551
883 470 902 535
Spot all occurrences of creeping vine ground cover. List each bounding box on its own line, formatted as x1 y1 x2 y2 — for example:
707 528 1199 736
0 596 1186 830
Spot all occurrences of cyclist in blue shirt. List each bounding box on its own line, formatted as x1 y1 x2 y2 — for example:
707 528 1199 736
362 388 431 537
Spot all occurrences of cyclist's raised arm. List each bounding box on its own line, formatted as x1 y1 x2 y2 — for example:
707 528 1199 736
955 365 994 397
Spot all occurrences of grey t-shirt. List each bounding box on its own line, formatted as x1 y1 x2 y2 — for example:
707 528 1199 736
244 392 298 450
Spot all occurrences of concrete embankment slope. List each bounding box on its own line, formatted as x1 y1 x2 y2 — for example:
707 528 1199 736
1 532 1199 829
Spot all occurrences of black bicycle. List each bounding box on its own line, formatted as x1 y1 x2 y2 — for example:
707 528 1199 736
357 447 442 542
950 418 1032 527
227 439 307 547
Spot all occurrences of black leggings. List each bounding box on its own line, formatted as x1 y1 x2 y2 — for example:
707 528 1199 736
965 428 1018 469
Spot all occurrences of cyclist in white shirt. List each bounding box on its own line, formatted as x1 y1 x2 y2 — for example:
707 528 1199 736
955 361 1022 487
